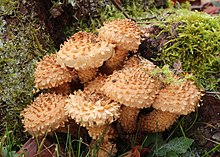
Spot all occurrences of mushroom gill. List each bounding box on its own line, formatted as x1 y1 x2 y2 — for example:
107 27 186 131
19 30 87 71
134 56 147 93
20 93 68 136
34 54 77 89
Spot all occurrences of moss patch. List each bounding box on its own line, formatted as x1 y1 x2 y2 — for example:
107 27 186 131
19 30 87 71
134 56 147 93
0 0 54 147
159 10 220 91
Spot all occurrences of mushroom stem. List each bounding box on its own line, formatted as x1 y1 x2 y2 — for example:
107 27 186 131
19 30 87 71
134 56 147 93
101 48 128 74
139 110 179 133
89 125 118 156
87 124 111 140
77 68 97 83
119 106 140 134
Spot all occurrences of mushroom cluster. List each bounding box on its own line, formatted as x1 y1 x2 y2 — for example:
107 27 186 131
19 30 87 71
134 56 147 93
20 18 203 156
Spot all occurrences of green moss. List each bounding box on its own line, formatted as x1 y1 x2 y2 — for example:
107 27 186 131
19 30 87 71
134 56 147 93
0 0 55 148
156 9 220 91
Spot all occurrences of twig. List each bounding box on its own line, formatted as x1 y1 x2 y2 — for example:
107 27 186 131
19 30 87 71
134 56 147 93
110 0 136 21
205 91 220 95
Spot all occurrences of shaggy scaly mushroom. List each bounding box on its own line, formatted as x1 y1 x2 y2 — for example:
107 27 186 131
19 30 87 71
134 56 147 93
101 65 161 133
152 78 202 115
65 75 121 139
98 19 141 73
56 32 115 82
20 93 68 136
34 54 77 89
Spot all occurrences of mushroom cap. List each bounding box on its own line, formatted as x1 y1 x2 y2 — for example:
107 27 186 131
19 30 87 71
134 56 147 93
123 55 156 71
101 66 161 108
21 93 68 136
152 79 202 115
139 110 179 133
98 19 141 51
56 32 115 70
34 54 77 89
65 90 121 128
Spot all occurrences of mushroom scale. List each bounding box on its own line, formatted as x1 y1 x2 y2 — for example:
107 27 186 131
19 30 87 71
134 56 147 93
139 110 179 133
118 106 140 133
34 54 77 89
152 79 202 115
20 93 68 136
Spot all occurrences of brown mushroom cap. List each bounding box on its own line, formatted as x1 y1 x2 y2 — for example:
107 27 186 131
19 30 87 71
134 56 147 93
152 79 202 115
65 90 121 128
98 19 141 51
20 93 68 136
101 66 161 109
56 32 115 70
139 110 179 133
34 54 77 89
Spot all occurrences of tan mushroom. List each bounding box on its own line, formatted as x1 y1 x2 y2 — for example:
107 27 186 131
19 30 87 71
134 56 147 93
34 54 77 89
139 110 179 133
56 32 115 82
20 93 68 136
98 19 141 73
65 90 120 129
152 79 202 115
101 65 161 133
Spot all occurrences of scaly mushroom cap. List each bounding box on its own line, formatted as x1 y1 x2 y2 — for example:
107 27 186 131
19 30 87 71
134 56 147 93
123 55 156 71
21 93 68 136
65 90 121 128
84 75 107 94
139 110 179 133
98 19 141 51
56 31 115 70
101 66 161 109
34 54 77 89
152 79 202 115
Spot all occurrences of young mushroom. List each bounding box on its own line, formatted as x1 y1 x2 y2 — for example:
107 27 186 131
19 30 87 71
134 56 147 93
101 65 162 133
34 54 78 89
65 76 121 139
20 93 68 137
56 32 115 83
98 19 141 73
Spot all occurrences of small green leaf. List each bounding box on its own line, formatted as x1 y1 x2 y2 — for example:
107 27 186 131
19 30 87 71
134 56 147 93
166 151 178 157
156 137 194 156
